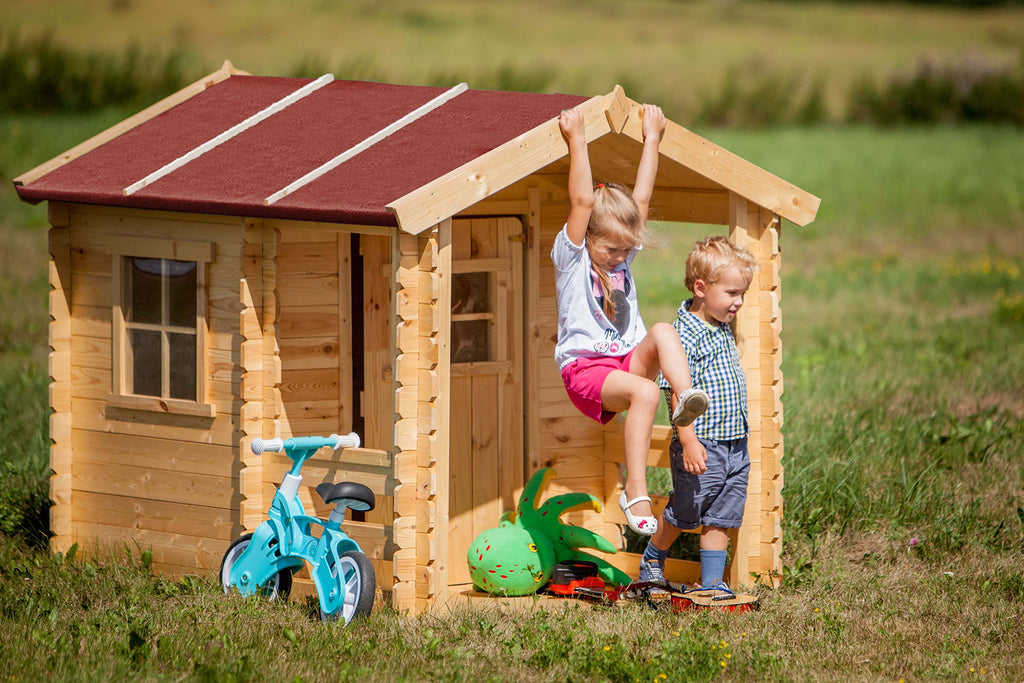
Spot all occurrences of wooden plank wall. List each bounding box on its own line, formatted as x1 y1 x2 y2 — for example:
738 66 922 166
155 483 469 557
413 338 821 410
276 228 352 438
271 225 396 597
60 204 244 576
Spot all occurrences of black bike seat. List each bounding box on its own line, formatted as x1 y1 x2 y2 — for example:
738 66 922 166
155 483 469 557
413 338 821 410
315 481 376 511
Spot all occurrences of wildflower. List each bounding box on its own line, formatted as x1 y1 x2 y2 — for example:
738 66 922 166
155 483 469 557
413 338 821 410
658 674 667 680
720 661 727 668
909 537 919 547
603 646 612 652
720 640 728 648
814 608 820 613
671 631 680 636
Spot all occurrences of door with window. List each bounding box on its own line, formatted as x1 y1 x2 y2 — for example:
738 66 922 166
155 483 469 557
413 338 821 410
447 217 524 585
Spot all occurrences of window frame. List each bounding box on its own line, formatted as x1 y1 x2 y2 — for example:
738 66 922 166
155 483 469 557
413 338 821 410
108 236 216 418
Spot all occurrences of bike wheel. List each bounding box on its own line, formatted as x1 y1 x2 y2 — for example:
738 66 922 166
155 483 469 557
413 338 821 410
320 550 375 624
220 533 293 600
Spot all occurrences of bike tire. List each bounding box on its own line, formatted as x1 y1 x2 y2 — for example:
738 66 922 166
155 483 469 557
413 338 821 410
220 533 293 600
320 550 375 624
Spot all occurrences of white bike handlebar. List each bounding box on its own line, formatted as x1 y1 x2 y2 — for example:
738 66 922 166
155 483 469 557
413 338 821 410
250 437 284 455
250 433 360 455
329 432 361 450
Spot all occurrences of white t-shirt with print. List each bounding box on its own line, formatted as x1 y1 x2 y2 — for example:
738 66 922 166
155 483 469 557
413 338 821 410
551 225 646 369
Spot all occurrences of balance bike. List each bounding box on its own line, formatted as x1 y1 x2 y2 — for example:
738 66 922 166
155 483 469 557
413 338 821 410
219 433 376 624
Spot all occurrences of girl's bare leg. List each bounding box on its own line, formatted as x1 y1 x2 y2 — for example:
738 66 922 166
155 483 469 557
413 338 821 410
627 322 693 393
601 370 662 519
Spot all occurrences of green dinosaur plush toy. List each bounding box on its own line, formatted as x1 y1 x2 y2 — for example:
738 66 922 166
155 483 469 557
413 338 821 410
467 468 631 595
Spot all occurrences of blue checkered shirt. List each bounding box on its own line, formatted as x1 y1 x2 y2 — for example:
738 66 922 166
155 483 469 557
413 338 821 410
658 299 748 440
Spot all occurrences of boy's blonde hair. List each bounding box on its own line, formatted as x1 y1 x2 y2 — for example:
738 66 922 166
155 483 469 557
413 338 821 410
685 236 756 292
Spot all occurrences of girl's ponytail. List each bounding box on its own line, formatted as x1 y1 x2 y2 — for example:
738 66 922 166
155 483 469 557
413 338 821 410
594 264 616 320
589 182 643 322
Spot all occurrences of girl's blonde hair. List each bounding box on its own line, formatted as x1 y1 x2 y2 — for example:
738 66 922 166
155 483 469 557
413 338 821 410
685 236 757 293
587 182 646 320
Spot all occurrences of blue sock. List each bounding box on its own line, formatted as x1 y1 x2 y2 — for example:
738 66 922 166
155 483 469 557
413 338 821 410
642 541 668 566
700 550 728 587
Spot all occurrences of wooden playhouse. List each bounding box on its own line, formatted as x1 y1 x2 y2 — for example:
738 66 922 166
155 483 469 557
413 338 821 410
14 62 819 614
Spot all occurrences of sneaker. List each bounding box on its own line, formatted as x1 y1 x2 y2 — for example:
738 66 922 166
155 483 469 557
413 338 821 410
638 558 671 597
671 388 708 427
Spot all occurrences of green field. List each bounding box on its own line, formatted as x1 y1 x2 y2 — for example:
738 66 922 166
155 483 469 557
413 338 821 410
2 1 1024 679
3 0 1024 118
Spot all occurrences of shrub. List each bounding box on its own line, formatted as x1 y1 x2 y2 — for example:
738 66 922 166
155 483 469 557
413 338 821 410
0 31 191 113
847 55 1024 126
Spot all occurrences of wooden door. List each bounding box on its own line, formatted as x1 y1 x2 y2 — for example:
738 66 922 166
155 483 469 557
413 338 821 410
447 217 524 586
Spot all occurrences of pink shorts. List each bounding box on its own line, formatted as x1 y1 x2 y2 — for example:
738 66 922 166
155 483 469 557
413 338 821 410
560 351 635 424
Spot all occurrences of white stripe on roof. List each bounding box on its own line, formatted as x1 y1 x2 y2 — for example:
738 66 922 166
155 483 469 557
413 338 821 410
123 74 335 196
264 82 468 205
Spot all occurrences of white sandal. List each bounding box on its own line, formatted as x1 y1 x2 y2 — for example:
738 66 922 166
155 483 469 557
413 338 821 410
619 492 658 536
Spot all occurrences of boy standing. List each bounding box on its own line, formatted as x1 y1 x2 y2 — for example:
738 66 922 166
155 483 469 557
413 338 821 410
639 236 757 594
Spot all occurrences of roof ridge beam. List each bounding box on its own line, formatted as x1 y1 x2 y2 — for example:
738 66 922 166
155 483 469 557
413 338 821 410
264 82 469 205
123 74 335 196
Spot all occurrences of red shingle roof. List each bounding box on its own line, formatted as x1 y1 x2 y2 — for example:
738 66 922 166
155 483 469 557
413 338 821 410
15 75 587 227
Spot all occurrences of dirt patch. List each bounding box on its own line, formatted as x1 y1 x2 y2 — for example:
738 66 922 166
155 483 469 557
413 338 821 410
951 391 1024 419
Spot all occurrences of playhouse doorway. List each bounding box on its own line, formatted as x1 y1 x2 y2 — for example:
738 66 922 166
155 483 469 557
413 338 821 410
447 216 524 585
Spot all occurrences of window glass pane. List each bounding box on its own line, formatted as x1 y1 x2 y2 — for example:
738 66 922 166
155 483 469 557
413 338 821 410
452 320 490 363
452 272 490 314
167 260 197 327
127 258 162 324
168 332 197 400
130 329 161 396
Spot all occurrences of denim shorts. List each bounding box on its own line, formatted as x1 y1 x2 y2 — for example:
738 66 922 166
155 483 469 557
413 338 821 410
663 436 749 530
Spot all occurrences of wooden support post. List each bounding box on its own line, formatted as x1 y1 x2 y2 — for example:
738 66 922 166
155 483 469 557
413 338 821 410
48 217 73 554
337 237 353 432
728 194 784 588
240 218 265 531
413 221 451 612
524 189 542 487
391 231 425 613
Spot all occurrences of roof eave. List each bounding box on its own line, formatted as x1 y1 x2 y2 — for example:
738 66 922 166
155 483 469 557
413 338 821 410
13 60 248 194
616 95 821 226
388 85 820 234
